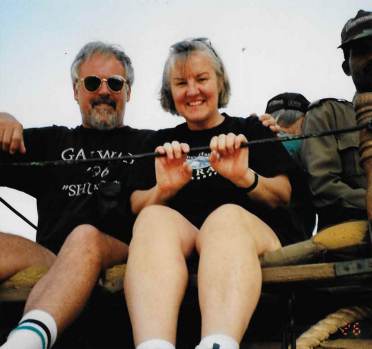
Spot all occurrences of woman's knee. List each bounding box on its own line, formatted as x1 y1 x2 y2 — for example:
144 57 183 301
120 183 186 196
133 205 185 240
131 205 196 255
201 204 253 233
200 204 281 253
262 233 281 254
198 205 253 246
135 205 181 227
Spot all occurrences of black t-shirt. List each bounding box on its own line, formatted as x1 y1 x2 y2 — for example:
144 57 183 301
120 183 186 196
129 114 299 245
0 125 154 253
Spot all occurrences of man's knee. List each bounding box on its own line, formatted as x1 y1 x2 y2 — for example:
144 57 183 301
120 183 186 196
0 232 56 280
63 224 128 268
0 232 56 265
63 224 105 257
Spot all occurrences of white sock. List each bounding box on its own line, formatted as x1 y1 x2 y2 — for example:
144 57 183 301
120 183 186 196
1 310 58 349
136 339 175 349
196 334 239 349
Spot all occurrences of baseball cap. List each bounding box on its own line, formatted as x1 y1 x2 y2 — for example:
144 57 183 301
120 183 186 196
339 10 372 49
265 92 310 114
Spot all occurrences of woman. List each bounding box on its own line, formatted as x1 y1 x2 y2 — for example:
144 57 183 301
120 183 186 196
124 38 296 349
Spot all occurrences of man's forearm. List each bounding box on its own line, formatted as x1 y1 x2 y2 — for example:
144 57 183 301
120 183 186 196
0 112 25 154
0 112 18 121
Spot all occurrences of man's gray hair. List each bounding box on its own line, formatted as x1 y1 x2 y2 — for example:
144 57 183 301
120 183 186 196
70 41 134 87
272 109 304 127
160 38 231 115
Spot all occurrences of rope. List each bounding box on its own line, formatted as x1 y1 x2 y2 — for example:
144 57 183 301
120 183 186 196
0 121 370 168
296 306 372 349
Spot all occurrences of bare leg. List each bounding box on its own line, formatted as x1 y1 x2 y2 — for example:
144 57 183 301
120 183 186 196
124 205 198 346
196 204 281 342
0 232 55 281
24 224 128 333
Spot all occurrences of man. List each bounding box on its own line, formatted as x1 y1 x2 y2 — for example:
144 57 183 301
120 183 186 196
0 41 153 349
265 92 310 164
300 10 371 230
265 92 316 238
343 10 372 221
295 12 372 342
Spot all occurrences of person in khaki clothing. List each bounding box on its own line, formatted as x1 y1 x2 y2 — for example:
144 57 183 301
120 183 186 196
265 92 316 238
301 9 372 230
301 98 367 230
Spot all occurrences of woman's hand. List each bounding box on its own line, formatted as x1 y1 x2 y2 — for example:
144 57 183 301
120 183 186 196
209 133 255 188
130 141 192 214
155 141 192 200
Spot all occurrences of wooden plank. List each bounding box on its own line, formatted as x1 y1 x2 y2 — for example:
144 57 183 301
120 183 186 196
5 258 372 300
262 262 336 284
0 262 340 302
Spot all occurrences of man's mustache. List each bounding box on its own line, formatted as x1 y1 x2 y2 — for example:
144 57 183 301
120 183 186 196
363 59 372 76
91 97 116 109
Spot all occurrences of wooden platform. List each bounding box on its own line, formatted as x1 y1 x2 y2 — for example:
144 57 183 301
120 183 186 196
0 262 334 302
2 258 372 302
2 258 372 349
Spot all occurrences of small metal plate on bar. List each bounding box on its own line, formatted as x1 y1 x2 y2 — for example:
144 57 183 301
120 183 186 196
335 258 372 276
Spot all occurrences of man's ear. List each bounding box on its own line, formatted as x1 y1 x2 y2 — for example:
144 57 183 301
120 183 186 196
73 83 79 102
126 86 131 102
342 60 351 76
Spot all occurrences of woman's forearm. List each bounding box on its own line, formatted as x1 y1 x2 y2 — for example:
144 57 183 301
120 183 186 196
130 185 176 214
246 174 291 208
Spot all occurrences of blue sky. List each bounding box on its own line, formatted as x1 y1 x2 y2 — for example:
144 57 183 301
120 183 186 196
0 0 371 239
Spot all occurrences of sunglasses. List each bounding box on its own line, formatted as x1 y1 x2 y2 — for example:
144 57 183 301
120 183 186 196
192 37 219 57
79 75 127 93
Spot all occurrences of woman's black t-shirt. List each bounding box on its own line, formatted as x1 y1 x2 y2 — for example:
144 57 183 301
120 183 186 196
129 114 299 245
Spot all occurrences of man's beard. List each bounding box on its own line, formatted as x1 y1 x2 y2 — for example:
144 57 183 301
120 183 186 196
87 107 120 130
352 59 372 93
83 95 123 130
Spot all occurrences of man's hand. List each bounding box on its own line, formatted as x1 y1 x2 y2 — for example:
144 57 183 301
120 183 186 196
259 113 281 133
0 112 26 154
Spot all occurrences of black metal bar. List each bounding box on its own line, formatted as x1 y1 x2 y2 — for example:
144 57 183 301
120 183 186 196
0 196 37 230
0 121 370 168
